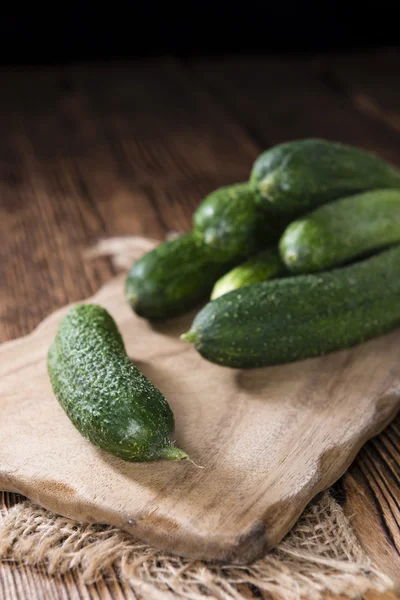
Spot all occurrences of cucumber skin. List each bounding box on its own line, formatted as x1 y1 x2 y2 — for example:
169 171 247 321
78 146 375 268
125 233 236 320
193 182 282 261
280 189 400 273
183 246 400 369
251 139 400 216
210 247 285 300
48 304 185 461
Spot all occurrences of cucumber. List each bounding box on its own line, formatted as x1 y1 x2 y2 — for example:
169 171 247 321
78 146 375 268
210 247 285 300
47 304 188 462
126 183 286 320
182 246 400 368
251 138 400 216
193 182 281 260
280 189 400 273
125 232 235 320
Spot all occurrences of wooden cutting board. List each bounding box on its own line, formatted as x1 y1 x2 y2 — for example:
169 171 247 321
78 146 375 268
1 272 400 565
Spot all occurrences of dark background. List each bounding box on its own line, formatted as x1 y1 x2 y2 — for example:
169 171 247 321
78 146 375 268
0 7 398 64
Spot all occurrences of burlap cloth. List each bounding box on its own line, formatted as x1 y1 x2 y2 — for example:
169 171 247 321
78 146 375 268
0 236 395 600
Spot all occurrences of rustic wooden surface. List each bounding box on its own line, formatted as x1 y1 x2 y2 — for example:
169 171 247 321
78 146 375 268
3 259 400 564
0 48 399 598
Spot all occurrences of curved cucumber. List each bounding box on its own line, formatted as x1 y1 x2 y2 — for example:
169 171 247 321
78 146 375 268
193 182 281 261
182 246 400 368
210 247 285 300
251 138 400 216
125 232 235 320
280 189 400 273
48 304 188 462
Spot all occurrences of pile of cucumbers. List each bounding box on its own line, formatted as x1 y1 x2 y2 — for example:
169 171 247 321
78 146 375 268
126 138 400 368
47 137 400 464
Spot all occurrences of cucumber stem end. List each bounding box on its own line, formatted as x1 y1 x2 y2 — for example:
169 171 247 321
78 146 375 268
160 445 204 468
161 445 189 461
180 331 197 344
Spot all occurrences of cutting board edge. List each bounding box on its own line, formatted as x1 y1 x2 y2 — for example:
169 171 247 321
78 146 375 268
2 397 398 565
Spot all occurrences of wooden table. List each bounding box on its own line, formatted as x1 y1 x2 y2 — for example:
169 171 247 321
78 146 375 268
1 49 399 600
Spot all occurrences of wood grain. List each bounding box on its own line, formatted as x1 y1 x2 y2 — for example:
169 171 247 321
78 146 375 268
326 49 400 136
190 52 400 161
342 425 400 589
0 58 258 344
1 266 400 563
1 51 400 597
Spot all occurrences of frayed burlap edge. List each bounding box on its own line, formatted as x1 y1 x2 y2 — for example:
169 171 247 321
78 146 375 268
0 236 395 599
0 492 393 600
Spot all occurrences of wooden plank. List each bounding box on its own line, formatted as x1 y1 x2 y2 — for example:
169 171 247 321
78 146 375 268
0 561 141 600
342 423 400 588
0 58 258 344
190 54 400 164
325 48 400 135
66 59 258 231
0 68 114 342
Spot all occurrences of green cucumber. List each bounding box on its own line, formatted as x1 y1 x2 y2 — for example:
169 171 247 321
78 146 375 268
210 247 285 300
251 138 400 216
125 232 235 320
48 304 188 462
193 182 281 260
182 246 400 368
280 189 400 273
126 183 286 320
